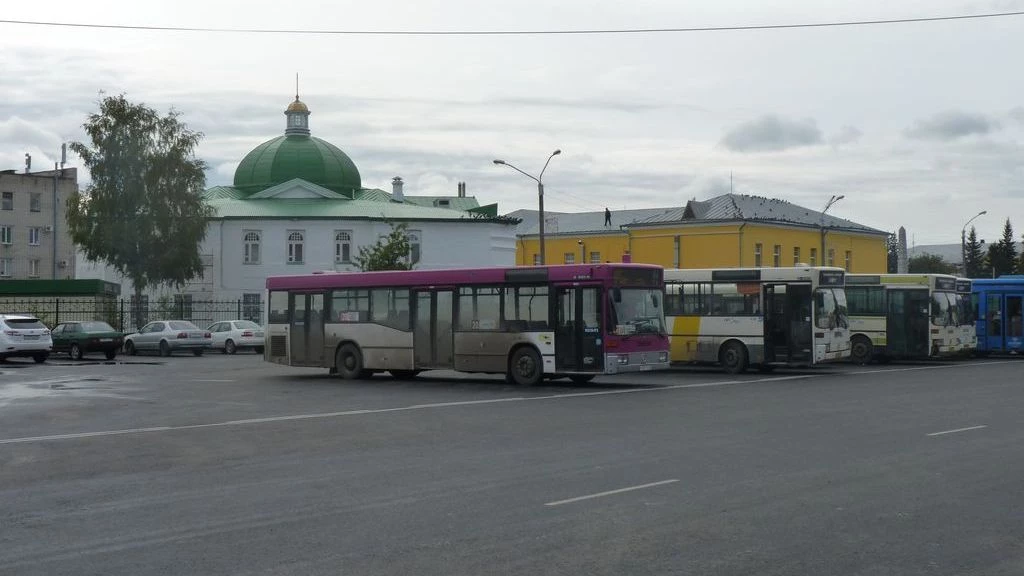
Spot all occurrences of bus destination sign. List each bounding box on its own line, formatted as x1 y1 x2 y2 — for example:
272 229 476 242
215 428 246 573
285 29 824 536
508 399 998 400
612 268 662 287
819 270 845 286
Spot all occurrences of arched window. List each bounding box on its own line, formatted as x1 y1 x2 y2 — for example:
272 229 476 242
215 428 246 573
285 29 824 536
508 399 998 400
335 231 352 263
287 231 305 263
243 230 261 264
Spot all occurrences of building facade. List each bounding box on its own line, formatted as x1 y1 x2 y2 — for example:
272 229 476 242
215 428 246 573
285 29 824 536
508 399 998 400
0 168 77 280
511 194 888 273
77 96 518 313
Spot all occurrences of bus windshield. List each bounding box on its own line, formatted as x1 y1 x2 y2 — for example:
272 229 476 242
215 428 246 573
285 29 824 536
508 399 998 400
815 288 849 329
932 292 957 326
611 288 665 335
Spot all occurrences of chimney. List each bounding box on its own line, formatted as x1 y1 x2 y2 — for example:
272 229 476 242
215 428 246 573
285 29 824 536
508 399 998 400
391 176 404 202
457 182 464 198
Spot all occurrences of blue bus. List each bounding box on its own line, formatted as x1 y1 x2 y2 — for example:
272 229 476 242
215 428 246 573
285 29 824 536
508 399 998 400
973 276 1024 354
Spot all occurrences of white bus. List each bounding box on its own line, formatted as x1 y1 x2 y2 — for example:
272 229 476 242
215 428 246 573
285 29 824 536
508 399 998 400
663 267 850 373
844 273 971 363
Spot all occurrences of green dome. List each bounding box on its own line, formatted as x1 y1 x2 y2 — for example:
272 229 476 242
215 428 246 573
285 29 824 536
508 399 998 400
233 134 362 195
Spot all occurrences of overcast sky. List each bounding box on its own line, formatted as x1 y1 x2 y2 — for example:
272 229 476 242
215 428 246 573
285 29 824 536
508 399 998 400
1 0 1022 245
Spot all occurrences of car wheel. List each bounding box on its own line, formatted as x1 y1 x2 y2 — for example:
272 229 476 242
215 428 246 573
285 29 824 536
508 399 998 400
509 346 543 386
335 343 363 380
105 349 117 360
159 340 171 357
225 339 237 355
720 341 749 374
70 343 83 361
125 341 136 356
33 353 48 364
193 349 204 357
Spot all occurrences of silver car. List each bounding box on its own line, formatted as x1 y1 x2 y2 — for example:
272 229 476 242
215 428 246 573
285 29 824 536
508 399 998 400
123 320 212 357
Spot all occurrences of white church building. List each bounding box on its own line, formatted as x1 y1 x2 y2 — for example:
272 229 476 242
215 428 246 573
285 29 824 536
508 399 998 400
77 95 518 318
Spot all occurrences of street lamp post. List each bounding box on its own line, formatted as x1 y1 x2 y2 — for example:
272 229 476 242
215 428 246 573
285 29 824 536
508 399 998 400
820 194 845 266
961 210 987 276
493 149 561 265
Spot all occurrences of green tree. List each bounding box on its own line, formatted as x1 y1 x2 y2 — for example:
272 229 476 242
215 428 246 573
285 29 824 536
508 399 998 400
908 253 956 274
353 222 414 271
985 218 1017 278
963 226 985 278
886 231 899 273
67 94 213 329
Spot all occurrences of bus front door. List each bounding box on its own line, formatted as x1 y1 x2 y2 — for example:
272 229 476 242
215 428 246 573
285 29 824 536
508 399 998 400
887 289 929 357
289 292 325 365
413 289 454 368
763 284 812 364
554 286 603 373
984 293 1003 352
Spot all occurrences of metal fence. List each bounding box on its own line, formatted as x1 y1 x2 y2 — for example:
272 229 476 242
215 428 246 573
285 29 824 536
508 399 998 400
0 297 263 332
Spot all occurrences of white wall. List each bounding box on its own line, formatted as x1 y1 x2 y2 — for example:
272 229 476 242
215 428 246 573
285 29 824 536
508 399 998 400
77 217 518 301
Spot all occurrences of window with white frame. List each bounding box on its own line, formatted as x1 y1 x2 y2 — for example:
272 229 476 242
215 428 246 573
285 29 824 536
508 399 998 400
793 247 801 266
243 230 261 264
28 258 39 277
564 252 576 264
0 225 11 245
590 251 601 264
810 248 818 266
0 258 11 277
30 193 41 212
828 248 835 267
335 230 352 263
754 243 763 267
532 254 540 265
287 231 304 263
242 293 261 323
773 244 782 267
1 192 12 211
28 227 40 246
845 250 852 271
407 230 421 265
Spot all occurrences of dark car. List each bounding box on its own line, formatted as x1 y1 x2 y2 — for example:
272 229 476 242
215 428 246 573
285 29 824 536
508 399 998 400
51 321 124 360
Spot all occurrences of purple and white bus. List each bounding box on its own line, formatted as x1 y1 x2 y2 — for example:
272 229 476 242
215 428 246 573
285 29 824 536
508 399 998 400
265 264 671 385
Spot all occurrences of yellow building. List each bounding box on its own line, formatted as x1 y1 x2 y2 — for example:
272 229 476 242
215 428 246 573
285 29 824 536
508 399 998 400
510 194 888 273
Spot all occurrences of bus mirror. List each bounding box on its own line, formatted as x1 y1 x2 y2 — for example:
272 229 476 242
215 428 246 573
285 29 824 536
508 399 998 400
651 293 660 308
612 288 622 303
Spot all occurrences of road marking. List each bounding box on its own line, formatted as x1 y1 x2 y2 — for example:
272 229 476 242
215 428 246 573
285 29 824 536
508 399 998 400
193 379 235 383
544 479 679 507
0 375 814 445
927 425 987 437
847 359 1021 376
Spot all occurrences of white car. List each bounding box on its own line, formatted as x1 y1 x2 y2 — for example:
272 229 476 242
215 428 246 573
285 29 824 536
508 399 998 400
206 320 265 355
0 314 53 363
123 320 212 357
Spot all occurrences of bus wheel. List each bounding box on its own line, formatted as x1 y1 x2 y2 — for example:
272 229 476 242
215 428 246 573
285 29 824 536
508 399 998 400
390 370 420 380
850 336 873 365
510 347 543 386
720 341 748 374
335 344 363 380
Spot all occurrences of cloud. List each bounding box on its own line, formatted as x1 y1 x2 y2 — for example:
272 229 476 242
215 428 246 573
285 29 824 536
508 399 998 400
720 115 823 153
1010 106 1024 124
828 125 863 148
904 111 999 141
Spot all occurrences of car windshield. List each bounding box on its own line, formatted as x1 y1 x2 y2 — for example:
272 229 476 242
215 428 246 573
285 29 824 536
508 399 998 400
169 321 199 330
610 288 665 335
4 318 46 330
81 321 114 331
235 321 260 329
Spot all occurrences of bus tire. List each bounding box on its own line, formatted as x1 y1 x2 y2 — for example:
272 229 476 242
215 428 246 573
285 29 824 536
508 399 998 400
720 341 748 374
509 346 543 386
335 343 363 380
850 335 873 365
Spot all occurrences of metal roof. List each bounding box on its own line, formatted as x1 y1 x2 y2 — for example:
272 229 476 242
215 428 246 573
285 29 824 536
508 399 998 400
509 207 675 237
205 196 511 222
629 193 886 235
403 196 482 211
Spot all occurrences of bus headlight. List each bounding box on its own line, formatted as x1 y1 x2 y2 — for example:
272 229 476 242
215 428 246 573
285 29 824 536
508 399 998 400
618 355 629 365
659 352 668 363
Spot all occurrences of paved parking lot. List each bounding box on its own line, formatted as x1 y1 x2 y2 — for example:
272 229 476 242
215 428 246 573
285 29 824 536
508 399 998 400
1 354 1023 575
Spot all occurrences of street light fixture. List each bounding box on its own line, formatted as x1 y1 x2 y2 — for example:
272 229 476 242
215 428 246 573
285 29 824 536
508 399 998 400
493 149 561 265
820 194 845 266
961 210 987 276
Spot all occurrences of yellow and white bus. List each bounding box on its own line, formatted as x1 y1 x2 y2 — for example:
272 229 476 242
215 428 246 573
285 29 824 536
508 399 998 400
844 273 970 363
664 267 850 373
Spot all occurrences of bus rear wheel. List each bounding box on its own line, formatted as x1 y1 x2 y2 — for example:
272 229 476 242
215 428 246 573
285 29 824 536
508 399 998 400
335 344 363 380
509 347 543 386
850 335 873 365
720 341 748 374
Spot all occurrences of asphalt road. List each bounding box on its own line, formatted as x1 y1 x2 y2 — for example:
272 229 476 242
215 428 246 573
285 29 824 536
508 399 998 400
1 353 1022 575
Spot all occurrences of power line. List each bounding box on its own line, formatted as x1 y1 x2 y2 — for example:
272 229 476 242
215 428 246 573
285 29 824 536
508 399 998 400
0 11 1022 36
